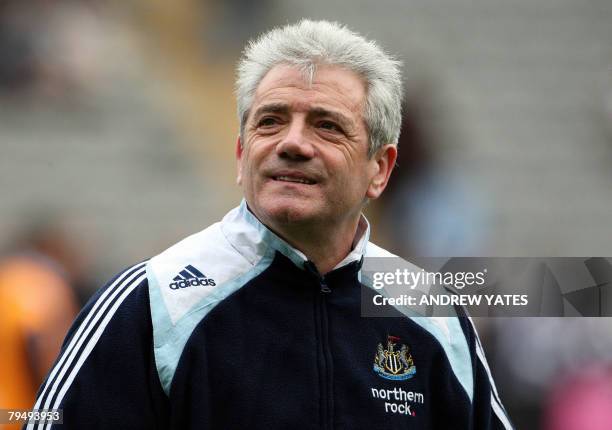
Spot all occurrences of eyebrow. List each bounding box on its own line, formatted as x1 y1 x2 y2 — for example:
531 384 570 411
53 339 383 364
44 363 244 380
251 103 289 121
308 107 354 129
251 103 354 128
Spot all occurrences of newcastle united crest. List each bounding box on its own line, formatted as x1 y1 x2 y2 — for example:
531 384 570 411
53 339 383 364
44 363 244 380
373 335 416 381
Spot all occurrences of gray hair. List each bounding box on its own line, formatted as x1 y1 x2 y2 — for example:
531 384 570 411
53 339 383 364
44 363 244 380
236 19 403 157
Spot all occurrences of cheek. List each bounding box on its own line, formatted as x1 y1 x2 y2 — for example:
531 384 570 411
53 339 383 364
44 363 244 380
244 141 271 166
340 165 372 200
241 147 258 173
241 150 267 189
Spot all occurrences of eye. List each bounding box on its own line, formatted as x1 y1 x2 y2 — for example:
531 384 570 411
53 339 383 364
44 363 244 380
318 121 343 133
257 116 280 127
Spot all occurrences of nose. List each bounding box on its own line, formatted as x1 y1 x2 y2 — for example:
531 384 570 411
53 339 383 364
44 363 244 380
275 117 315 160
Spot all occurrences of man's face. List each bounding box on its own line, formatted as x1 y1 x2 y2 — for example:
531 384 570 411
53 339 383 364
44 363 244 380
237 64 387 233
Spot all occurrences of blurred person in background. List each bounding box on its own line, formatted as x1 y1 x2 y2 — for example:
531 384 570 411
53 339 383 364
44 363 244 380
0 0 108 100
0 217 79 429
543 364 612 430
491 316 612 429
27 20 511 429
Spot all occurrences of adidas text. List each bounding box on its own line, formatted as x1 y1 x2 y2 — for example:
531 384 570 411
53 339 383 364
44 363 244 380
170 278 216 290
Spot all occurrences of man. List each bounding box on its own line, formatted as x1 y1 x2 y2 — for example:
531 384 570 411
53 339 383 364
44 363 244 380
28 20 512 429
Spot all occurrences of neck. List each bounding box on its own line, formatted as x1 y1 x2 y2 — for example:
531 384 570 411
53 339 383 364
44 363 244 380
297 222 359 275
265 215 362 275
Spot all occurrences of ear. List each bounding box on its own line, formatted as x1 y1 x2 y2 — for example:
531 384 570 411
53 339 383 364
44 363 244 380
366 144 398 199
235 135 244 185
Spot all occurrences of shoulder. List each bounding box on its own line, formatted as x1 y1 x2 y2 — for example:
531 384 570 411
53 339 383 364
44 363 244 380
29 259 171 429
145 219 272 395
63 261 151 349
362 241 476 400
146 220 260 325
363 241 426 290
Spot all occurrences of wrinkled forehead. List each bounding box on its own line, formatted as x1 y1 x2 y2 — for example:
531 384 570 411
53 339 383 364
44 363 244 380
252 63 368 118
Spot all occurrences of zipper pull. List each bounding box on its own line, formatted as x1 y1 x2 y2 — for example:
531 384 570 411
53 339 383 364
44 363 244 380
319 281 331 294
304 261 332 294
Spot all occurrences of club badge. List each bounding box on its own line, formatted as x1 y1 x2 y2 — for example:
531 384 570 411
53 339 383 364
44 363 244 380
373 335 416 381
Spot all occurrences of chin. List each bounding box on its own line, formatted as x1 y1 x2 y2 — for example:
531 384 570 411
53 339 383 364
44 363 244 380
259 198 318 226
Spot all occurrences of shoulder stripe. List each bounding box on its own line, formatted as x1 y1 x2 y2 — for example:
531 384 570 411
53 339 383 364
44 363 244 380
467 317 503 407
491 392 513 430
408 316 474 402
27 262 147 430
44 271 147 430
467 317 513 429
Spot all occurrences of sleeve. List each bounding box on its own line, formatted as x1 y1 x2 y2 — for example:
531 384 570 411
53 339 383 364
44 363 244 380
25 261 169 430
459 315 515 430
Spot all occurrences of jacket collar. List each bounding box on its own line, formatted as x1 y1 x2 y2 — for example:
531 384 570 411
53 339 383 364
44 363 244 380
220 199 370 271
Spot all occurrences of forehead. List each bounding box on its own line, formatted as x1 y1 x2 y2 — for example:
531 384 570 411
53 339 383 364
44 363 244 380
252 64 367 118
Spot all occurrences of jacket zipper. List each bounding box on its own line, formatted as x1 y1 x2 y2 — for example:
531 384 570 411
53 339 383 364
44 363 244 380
305 261 333 429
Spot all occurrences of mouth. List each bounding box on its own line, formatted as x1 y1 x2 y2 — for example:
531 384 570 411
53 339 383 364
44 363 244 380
273 175 316 185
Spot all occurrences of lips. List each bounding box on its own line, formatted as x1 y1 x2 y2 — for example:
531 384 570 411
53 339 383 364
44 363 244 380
273 175 316 185
269 170 318 185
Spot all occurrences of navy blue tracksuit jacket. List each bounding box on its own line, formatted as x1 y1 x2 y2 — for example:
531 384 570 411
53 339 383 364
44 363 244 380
28 202 513 429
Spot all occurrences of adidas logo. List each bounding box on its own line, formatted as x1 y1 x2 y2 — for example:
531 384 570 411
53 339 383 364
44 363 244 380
169 264 216 290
